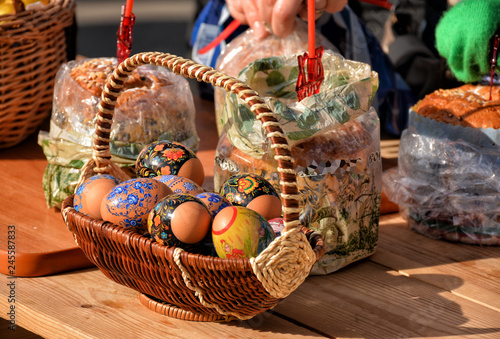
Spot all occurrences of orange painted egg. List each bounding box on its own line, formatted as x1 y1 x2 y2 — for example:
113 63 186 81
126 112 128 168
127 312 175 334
212 206 275 259
154 175 204 195
219 173 281 220
101 178 172 232
136 141 205 186
73 174 121 219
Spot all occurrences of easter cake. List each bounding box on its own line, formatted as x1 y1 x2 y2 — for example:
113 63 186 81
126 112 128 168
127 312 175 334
52 58 199 148
39 57 199 208
385 84 500 245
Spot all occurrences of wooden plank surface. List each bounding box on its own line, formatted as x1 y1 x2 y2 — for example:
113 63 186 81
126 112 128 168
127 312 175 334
373 215 500 311
0 269 320 339
1 214 498 338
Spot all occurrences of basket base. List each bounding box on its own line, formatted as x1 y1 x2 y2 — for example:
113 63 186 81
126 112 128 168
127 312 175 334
138 294 234 322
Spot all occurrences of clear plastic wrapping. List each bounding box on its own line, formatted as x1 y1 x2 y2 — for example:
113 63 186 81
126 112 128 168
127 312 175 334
39 57 199 208
384 111 500 245
214 19 335 135
214 50 382 274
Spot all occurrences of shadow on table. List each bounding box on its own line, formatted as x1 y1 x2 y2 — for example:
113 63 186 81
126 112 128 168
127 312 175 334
260 262 500 338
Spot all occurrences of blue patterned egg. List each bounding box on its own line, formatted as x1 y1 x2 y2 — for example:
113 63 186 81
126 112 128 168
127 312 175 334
74 174 121 219
101 178 172 232
154 175 204 195
195 192 231 218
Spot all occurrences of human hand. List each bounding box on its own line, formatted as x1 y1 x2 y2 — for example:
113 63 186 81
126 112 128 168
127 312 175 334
435 0 500 82
226 0 347 39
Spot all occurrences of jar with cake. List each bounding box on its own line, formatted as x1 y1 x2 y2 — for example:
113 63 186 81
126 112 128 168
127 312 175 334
214 50 382 275
384 85 500 246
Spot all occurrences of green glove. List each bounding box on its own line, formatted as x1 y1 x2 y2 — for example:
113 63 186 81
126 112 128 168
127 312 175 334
436 0 500 83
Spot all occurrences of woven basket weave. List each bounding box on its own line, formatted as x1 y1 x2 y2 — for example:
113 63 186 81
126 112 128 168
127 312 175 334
0 0 75 148
62 52 325 321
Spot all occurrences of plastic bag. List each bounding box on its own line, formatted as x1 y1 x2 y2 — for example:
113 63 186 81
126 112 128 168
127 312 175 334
214 50 382 274
39 58 199 208
384 110 500 245
213 19 335 135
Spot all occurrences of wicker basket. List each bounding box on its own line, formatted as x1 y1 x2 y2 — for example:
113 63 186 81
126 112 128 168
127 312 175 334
61 52 325 321
0 0 75 148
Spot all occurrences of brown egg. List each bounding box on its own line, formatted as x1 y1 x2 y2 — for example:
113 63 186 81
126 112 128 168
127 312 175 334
73 174 121 219
170 201 212 244
177 157 205 187
246 194 282 220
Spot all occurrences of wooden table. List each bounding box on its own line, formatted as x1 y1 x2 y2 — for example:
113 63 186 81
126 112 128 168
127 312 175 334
1 97 499 338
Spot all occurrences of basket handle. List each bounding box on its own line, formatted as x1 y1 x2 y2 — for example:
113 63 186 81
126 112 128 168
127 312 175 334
79 52 302 232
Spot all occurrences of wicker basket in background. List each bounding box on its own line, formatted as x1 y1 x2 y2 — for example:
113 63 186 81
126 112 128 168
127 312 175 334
0 0 75 148
62 52 325 322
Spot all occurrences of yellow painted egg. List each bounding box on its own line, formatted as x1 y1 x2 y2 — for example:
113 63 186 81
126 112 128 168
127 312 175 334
212 206 275 259
73 174 121 219
101 178 172 232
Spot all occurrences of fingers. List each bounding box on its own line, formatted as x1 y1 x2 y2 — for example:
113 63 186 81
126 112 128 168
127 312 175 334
226 0 348 39
271 0 302 37
226 0 269 39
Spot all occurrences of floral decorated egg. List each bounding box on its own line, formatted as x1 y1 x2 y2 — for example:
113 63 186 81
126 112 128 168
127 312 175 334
268 218 285 237
219 173 282 220
154 175 204 195
101 178 172 232
195 192 232 218
136 141 205 186
74 174 121 219
212 206 275 259
148 194 212 252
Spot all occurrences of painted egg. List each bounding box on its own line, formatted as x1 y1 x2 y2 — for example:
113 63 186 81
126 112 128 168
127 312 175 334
101 177 172 232
212 206 275 259
73 174 121 219
195 192 232 218
154 175 204 195
268 218 285 237
148 194 212 251
136 141 205 186
219 173 282 220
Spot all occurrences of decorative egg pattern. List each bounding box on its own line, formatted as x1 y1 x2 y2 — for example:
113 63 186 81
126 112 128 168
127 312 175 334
101 178 170 232
268 218 285 237
155 175 204 195
195 192 231 217
74 174 121 218
219 173 279 206
136 141 198 178
148 194 211 252
212 206 275 259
